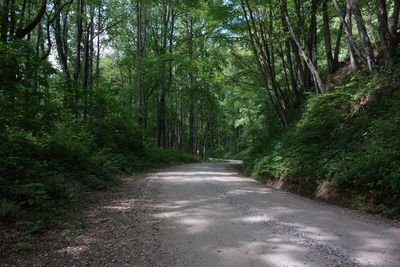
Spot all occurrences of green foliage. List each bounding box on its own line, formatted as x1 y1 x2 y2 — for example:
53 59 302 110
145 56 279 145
239 68 400 217
13 242 32 253
16 220 45 235
0 199 19 221
19 183 50 207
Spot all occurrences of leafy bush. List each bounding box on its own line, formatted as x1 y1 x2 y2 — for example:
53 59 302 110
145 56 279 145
241 68 400 217
44 120 94 172
18 183 50 207
0 199 19 221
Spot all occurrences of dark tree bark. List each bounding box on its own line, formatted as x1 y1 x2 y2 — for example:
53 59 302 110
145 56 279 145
15 0 47 39
188 16 195 154
307 0 318 67
322 0 335 73
73 0 84 116
135 0 142 120
1 0 10 42
54 0 71 107
157 3 172 149
376 0 393 66
83 9 93 120
96 3 101 82
333 19 343 66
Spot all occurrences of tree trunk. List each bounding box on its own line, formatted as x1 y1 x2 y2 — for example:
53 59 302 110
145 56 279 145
348 0 376 72
241 0 288 129
333 19 343 67
15 0 47 39
1 0 10 42
157 5 168 148
96 3 101 82
281 0 324 94
390 0 400 37
333 0 364 70
54 0 71 107
188 16 195 154
322 0 335 73
73 0 84 116
376 0 393 66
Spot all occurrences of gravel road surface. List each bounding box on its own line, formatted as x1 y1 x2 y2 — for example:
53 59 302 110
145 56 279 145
2 161 400 267
154 162 400 267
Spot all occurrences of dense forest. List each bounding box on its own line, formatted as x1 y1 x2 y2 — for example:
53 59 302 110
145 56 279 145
1 0 400 230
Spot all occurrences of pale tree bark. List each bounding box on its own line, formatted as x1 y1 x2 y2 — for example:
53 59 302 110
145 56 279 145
280 0 324 94
391 0 400 37
241 0 288 129
333 0 365 71
348 0 376 72
345 1 357 71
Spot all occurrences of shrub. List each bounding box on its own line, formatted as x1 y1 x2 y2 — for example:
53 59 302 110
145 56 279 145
0 199 19 221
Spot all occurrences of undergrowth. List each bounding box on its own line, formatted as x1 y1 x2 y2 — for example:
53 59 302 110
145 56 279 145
0 111 197 234
239 66 400 218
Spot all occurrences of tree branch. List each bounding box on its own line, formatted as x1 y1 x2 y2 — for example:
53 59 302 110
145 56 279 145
15 0 47 39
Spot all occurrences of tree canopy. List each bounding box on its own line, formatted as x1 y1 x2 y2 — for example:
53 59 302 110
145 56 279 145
1 0 400 222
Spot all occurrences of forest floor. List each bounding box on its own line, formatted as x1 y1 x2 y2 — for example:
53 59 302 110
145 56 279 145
2 162 400 266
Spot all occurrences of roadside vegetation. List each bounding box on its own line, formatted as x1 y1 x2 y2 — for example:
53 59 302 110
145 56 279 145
1 0 400 237
232 66 400 217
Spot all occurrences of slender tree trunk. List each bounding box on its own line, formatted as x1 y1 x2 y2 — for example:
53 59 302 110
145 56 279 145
188 16 195 154
322 0 335 73
157 4 170 148
365 0 378 49
96 3 101 82
83 13 92 120
281 0 324 94
390 0 400 37
308 0 318 66
349 0 376 72
73 0 84 116
54 0 71 107
135 0 142 121
377 0 393 66
333 0 364 70
241 0 288 129
333 20 343 66
1 0 10 42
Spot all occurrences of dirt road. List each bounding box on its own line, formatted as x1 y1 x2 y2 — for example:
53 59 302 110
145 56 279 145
153 162 400 267
2 161 400 267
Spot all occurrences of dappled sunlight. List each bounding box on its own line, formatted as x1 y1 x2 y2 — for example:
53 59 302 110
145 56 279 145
57 245 88 257
156 171 239 177
228 189 272 195
350 230 400 266
153 162 400 267
104 200 136 211
56 235 97 257
179 217 212 234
